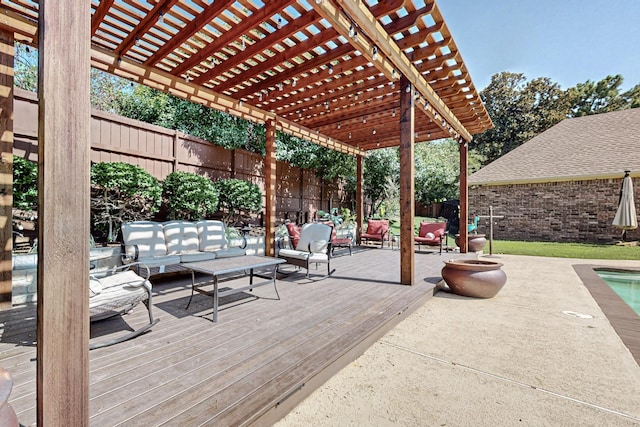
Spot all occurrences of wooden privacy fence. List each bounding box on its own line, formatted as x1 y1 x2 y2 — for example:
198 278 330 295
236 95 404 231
12 88 350 224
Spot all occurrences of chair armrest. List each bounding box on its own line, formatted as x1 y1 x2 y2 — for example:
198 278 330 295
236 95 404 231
91 262 151 281
121 243 140 264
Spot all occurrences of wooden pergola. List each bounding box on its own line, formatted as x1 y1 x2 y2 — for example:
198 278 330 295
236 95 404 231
0 0 491 424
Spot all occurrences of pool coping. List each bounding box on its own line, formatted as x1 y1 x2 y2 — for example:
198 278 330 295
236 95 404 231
573 264 640 365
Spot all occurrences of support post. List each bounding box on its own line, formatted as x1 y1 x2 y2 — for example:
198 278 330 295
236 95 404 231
399 75 415 285
0 31 14 308
356 154 364 244
459 139 469 253
265 119 276 256
37 1 91 424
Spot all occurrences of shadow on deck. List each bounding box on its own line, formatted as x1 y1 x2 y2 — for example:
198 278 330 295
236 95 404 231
0 246 465 426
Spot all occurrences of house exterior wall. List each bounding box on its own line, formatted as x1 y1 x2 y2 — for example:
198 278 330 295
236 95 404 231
469 177 640 243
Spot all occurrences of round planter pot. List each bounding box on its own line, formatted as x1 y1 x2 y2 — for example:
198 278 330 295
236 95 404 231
441 259 507 298
455 234 487 252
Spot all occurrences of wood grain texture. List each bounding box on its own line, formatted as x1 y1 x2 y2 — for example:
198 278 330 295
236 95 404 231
0 31 13 308
1 248 457 426
264 119 276 256
399 75 415 285
36 1 91 425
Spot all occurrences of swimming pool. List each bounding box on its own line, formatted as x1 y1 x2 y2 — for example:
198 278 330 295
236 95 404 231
596 269 640 316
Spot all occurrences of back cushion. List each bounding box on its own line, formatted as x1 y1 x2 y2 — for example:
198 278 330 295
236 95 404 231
285 223 301 248
121 221 167 258
297 223 332 251
419 222 445 238
197 220 229 251
163 221 200 254
366 219 389 235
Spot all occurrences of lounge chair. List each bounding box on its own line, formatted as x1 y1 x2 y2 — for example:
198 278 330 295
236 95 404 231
360 219 390 248
278 223 334 279
414 221 448 254
89 262 158 349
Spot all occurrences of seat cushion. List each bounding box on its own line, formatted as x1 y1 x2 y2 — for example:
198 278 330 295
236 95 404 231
135 255 182 267
122 221 168 258
279 249 329 263
179 252 216 263
285 223 301 248
196 220 230 251
418 222 446 238
365 219 389 236
213 247 247 258
297 223 332 252
163 221 200 254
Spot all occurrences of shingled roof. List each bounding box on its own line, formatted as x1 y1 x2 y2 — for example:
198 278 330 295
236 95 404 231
469 108 640 185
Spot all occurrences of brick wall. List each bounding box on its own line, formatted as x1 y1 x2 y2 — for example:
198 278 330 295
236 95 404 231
469 177 640 244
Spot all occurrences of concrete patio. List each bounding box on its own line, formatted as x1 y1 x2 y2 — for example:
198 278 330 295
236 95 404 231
277 254 640 426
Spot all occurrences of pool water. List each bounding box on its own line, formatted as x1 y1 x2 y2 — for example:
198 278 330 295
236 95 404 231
596 270 640 316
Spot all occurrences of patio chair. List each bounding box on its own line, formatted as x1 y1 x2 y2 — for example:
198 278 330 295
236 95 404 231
360 219 390 248
278 222 334 279
89 262 158 349
414 221 448 254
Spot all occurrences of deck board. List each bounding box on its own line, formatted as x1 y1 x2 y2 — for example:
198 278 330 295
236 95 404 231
0 246 461 426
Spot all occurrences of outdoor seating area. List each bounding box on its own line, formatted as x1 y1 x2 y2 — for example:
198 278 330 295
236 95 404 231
1 247 459 426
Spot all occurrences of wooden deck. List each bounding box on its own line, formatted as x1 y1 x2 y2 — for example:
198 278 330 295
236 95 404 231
1 246 462 426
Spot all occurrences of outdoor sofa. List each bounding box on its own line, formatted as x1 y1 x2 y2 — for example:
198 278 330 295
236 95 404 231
121 220 246 275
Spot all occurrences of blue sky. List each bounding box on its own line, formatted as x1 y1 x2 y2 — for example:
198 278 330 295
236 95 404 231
437 0 640 92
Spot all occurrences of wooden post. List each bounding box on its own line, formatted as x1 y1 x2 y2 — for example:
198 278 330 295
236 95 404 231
459 139 469 253
356 154 364 244
399 75 415 285
0 31 14 308
264 119 276 256
37 1 91 425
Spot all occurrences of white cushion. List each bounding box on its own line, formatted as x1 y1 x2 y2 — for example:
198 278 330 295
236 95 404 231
122 221 168 258
135 255 182 267
278 249 329 264
196 220 229 251
297 223 332 252
213 247 247 258
12 254 38 271
179 252 216 263
89 278 102 297
163 221 200 254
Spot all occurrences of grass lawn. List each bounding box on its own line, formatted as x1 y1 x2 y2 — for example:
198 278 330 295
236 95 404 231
384 216 639 260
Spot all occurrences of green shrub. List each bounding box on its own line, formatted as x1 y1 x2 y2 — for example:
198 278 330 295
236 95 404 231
214 178 262 224
13 156 38 211
162 171 219 220
91 162 162 241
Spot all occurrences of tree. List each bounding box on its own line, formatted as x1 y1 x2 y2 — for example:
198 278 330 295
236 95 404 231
363 148 399 218
214 179 262 225
91 162 162 242
471 72 570 164
14 42 37 92
13 156 38 211
162 171 219 221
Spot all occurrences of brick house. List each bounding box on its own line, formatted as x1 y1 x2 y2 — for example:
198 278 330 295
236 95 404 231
468 108 640 243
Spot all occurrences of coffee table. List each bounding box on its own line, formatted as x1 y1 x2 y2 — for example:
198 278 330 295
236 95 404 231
184 255 285 322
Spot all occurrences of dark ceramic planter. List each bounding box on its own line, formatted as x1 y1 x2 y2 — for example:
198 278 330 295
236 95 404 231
455 234 487 252
441 259 507 298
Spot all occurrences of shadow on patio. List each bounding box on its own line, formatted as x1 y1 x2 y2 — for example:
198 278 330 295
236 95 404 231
1 246 465 426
